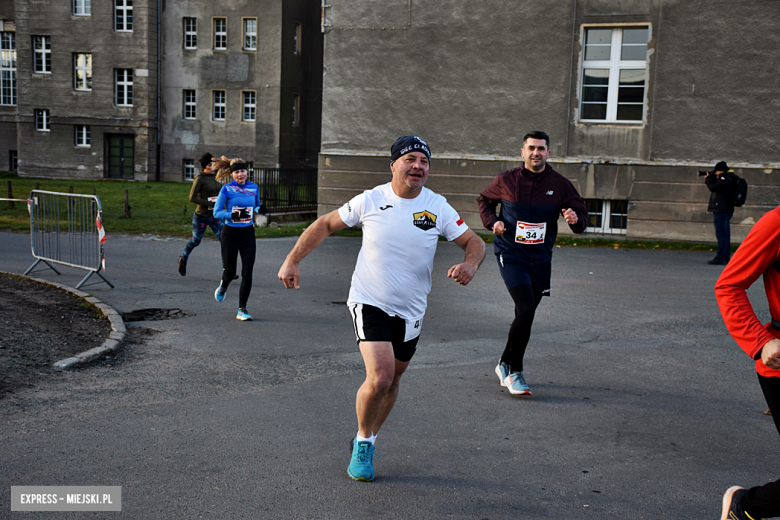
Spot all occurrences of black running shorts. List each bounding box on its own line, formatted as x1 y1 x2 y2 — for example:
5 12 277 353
348 303 419 362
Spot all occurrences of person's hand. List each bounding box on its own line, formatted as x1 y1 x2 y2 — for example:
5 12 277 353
761 338 780 370
278 258 301 289
231 208 242 221
562 208 578 225
492 221 506 235
447 262 477 286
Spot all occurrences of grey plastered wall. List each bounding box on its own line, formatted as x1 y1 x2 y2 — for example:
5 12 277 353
320 1 576 158
318 0 780 243
14 0 158 180
160 0 283 182
318 153 776 244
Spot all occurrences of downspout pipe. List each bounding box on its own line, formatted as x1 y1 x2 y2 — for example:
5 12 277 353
155 0 161 181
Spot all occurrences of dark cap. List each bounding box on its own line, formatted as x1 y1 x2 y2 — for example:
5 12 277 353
198 152 214 170
714 161 729 172
390 135 431 165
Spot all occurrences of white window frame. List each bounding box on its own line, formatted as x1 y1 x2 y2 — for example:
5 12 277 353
212 90 226 121
74 53 92 91
579 26 649 124
35 109 50 131
242 91 256 122
243 18 257 50
293 22 302 55
75 125 91 146
585 199 628 235
0 32 16 106
33 36 51 74
115 0 133 32
115 69 133 106
183 89 196 119
184 18 197 49
184 159 196 181
292 93 300 127
213 18 227 51
73 0 91 16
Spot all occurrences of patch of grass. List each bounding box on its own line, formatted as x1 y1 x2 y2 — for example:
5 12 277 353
0 171 195 237
78 300 107 319
0 172 312 240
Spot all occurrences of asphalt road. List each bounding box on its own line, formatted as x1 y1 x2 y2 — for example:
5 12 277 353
0 229 774 519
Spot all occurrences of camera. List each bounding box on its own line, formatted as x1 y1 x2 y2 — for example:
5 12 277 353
698 170 711 176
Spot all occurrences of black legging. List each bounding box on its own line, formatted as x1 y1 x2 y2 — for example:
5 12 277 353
741 374 780 518
220 225 256 309
499 283 544 372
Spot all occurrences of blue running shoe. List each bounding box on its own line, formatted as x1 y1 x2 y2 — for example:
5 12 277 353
495 361 510 387
347 439 376 482
504 371 531 395
236 308 252 321
214 284 227 302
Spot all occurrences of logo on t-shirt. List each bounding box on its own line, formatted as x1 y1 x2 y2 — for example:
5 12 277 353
413 210 437 231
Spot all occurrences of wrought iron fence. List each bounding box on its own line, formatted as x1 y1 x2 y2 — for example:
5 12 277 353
249 168 317 214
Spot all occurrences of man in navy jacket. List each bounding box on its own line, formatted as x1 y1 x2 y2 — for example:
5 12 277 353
478 131 588 395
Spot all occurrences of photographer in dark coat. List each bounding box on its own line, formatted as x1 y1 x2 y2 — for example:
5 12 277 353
705 161 738 265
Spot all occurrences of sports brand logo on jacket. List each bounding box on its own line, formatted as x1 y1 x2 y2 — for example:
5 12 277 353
413 210 437 231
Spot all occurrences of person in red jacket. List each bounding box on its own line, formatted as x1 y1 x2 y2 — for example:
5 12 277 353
715 205 780 520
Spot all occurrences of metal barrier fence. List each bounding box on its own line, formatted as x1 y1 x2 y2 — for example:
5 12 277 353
249 168 318 214
24 190 114 289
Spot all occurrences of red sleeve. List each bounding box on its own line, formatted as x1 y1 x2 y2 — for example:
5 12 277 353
477 175 503 230
714 208 780 360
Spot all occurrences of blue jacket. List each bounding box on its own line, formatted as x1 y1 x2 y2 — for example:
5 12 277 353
213 181 263 228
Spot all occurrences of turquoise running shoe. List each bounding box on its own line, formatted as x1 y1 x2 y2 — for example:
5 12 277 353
347 439 376 482
505 371 531 395
236 308 252 321
214 284 227 302
495 361 510 387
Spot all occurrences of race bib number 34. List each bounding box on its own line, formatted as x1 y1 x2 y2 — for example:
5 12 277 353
515 221 546 245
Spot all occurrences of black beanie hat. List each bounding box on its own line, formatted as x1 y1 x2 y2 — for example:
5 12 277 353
198 152 214 170
714 161 729 172
390 135 431 165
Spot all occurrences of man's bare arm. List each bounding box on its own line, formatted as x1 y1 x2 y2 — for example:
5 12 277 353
447 230 486 286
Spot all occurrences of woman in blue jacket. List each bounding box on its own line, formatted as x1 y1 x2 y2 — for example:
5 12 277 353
212 156 266 321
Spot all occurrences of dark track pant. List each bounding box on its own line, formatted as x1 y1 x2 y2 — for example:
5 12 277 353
741 374 780 519
183 214 222 258
499 283 544 372
220 225 256 309
713 211 733 261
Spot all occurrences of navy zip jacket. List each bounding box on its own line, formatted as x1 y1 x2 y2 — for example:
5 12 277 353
477 164 588 269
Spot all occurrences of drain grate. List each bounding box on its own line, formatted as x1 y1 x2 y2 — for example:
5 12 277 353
121 308 192 322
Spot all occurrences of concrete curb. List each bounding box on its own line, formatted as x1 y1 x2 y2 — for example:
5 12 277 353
0 271 126 370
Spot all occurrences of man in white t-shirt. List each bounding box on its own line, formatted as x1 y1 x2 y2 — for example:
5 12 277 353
278 135 486 482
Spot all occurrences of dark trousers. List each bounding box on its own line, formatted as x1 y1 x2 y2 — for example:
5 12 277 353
183 214 223 258
713 211 733 261
499 283 544 372
741 374 780 519
220 226 256 309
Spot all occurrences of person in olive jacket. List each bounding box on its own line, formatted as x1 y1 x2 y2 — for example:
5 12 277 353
178 152 224 276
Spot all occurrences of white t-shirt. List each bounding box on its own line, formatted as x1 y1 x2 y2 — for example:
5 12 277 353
338 182 469 320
